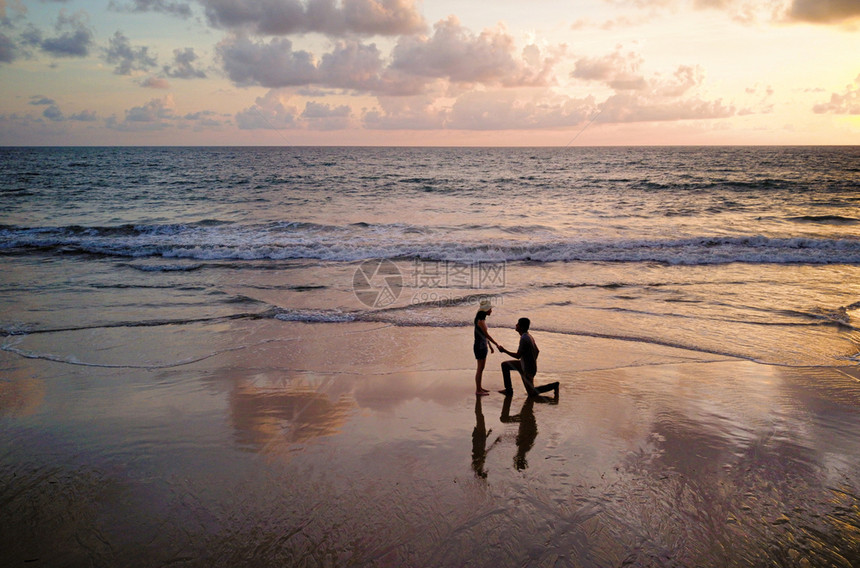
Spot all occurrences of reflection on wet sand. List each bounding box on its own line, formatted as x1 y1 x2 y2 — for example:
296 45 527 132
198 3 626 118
472 393 560 478
0 377 45 418
499 393 558 471
471 397 497 478
5 316 860 567
501 396 537 471
229 377 354 453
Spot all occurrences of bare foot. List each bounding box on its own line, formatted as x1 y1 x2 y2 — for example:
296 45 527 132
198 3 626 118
476 390 489 396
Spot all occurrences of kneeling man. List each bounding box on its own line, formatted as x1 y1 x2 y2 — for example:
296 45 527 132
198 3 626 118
498 317 559 397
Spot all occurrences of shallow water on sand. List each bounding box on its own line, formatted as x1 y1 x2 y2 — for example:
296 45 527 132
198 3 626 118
3 318 860 566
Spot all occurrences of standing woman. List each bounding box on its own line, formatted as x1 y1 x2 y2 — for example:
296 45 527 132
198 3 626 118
474 299 499 395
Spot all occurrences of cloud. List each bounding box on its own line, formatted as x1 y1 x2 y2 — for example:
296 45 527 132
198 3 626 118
108 0 193 18
107 94 176 130
220 35 430 95
607 0 860 25
200 0 425 36
0 31 17 63
813 76 860 114
127 94 175 121
300 100 352 129
600 92 734 122
43 104 64 121
218 35 317 87
787 0 860 24
362 95 446 129
141 76 171 88
572 48 706 96
40 10 94 57
69 109 98 121
235 91 354 131
183 109 229 128
30 96 57 105
217 16 563 96
318 40 385 91
163 47 206 79
572 48 647 91
105 31 158 75
391 16 560 87
571 47 734 123
38 104 97 122
235 90 300 129
738 83 775 115
654 65 705 97
362 89 596 131
447 89 594 130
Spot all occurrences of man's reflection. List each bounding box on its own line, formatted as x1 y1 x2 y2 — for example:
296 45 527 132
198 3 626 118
501 396 536 470
500 392 558 471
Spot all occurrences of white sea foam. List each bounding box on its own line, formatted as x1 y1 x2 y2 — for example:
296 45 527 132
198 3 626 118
2 224 859 265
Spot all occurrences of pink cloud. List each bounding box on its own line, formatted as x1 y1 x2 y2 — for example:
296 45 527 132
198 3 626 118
141 76 171 88
391 16 561 87
813 75 860 114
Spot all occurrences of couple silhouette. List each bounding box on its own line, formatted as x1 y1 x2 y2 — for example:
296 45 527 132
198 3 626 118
473 300 559 397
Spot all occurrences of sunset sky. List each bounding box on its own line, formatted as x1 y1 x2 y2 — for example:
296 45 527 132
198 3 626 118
1 0 858 146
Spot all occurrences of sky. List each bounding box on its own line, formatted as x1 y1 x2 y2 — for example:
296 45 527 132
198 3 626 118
0 0 858 146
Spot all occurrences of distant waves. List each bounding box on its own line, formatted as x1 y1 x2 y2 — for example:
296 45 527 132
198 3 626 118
2 222 860 265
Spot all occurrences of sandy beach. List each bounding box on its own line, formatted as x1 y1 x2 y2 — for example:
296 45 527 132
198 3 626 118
3 318 860 567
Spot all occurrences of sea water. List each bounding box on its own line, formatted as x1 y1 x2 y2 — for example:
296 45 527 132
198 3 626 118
1 146 858 368
3 146 860 567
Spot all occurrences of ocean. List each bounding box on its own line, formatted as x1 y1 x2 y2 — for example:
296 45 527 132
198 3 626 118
1 146 858 368
3 145 860 566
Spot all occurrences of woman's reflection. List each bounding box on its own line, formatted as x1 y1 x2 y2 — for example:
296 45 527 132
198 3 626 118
472 396 497 478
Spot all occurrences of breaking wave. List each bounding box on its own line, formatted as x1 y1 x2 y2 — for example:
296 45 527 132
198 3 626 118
2 223 860 266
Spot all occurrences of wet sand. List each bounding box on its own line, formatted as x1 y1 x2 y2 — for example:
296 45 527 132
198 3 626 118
3 320 860 567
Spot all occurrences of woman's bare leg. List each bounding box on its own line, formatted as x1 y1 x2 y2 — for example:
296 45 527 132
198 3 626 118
475 359 489 394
